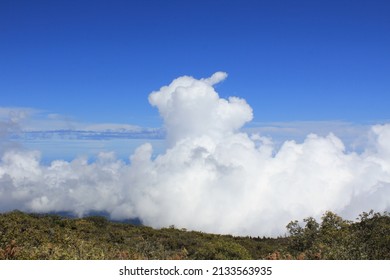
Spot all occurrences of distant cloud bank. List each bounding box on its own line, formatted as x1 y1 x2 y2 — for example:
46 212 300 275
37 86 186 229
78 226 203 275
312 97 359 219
1 73 390 236
0 109 164 141
18 128 164 141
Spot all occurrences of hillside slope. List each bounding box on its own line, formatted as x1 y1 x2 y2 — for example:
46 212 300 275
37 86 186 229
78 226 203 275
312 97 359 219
0 210 388 260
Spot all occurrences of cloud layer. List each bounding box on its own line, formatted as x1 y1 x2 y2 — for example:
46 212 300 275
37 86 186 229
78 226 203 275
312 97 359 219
1 72 390 236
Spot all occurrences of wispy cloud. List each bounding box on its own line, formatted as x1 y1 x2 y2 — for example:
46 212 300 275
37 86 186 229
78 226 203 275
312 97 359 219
244 120 376 152
1 107 165 162
1 107 164 141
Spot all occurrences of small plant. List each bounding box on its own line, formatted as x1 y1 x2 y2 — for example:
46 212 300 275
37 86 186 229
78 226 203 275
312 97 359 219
0 240 19 259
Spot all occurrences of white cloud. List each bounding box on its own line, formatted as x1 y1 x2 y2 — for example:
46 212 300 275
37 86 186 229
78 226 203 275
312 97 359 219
0 107 36 123
148 71 252 145
244 121 374 153
0 107 165 163
0 107 28 154
1 107 163 141
1 73 390 236
0 107 157 134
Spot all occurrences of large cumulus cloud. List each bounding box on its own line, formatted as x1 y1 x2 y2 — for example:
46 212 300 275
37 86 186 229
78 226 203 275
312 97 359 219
1 72 390 236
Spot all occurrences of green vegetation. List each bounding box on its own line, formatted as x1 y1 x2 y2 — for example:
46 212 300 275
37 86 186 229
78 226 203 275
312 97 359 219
286 210 390 259
0 210 388 260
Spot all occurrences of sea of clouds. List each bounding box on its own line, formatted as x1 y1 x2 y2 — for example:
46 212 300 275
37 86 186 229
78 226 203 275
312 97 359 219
1 72 390 236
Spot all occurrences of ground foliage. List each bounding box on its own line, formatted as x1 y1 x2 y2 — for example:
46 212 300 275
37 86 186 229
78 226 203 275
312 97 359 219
0 210 388 259
286 210 390 259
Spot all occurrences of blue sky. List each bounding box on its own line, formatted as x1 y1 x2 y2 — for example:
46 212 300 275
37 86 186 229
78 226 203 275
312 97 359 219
1 0 390 234
1 0 390 160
